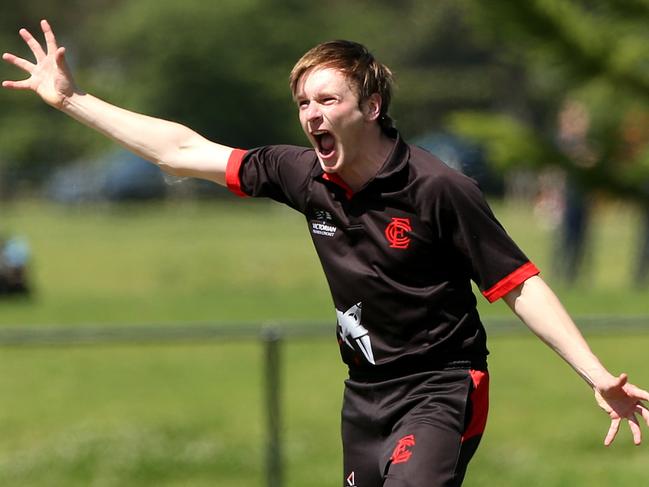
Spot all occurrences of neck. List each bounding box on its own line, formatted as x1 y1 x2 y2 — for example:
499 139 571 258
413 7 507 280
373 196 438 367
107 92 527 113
338 126 394 192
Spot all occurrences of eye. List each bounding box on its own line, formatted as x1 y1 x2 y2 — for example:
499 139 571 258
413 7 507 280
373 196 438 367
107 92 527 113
298 100 309 109
322 97 337 105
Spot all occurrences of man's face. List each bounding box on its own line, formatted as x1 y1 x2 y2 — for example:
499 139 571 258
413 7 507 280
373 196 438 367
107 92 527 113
295 67 374 174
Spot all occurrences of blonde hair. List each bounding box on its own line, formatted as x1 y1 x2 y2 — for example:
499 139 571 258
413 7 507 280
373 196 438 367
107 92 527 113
289 40 394 130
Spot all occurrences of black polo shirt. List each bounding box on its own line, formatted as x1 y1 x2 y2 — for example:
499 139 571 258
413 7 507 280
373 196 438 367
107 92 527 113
225 131 539 377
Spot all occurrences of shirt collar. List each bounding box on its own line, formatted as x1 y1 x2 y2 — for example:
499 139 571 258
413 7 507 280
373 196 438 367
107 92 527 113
373 128 410 181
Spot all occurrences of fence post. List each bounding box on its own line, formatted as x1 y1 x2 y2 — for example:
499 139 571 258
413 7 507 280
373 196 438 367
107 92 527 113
262 326 283 487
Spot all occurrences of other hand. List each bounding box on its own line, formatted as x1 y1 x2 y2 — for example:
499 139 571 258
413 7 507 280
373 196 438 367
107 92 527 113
594 373 649 446
2 19 78 108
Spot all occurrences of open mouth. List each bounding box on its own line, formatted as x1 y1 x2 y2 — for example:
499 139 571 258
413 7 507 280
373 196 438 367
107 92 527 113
312 130 336 158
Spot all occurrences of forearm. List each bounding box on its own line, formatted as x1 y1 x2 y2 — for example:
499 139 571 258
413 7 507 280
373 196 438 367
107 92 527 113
503 276 613 389
61 91 231 184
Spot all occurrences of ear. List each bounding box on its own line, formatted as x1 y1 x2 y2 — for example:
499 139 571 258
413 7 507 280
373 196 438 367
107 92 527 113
363 93 382 122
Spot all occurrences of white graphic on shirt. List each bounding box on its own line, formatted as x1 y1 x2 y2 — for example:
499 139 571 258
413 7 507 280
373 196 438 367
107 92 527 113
336 302 375 365
311 221 337 237
314 209 333 221
346 471 356 486
311 209 337 237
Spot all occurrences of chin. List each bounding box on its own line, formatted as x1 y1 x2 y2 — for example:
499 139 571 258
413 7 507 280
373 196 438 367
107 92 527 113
317 153 341 172
320 160 343 174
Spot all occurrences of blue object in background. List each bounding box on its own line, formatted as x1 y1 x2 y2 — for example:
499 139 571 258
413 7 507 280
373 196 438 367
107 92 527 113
46 150 168 203
0 235 31 296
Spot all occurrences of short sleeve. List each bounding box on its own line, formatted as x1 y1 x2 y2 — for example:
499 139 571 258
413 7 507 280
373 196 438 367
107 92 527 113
225 145 316 213
434 172 539 302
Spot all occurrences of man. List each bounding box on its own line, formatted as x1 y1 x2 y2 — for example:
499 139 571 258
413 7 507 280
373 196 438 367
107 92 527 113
3 20 649 487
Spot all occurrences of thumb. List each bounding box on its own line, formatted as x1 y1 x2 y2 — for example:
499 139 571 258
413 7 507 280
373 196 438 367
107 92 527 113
616 373 629 388
598 373 627 395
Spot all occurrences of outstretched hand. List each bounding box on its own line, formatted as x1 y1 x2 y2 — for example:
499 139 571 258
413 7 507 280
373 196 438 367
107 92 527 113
594 373 649 446
2 19 77 108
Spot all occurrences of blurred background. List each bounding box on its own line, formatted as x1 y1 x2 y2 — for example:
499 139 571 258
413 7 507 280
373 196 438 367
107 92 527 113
1 1 648 486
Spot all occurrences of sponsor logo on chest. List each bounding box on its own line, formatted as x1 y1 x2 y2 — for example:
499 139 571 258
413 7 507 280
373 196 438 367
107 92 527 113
310 209 338 238
311 221 337 237
309 209 416 248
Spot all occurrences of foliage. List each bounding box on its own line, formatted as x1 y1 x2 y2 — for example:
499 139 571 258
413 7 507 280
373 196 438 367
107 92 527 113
3 0 649 204
0 1 512 182
454 0 649 204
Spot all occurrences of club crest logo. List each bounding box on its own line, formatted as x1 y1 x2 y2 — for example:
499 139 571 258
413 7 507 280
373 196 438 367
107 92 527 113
385 217 411 249
391 434 416 464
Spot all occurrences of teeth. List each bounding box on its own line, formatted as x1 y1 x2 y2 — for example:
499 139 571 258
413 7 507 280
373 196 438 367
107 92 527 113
312 130 328 135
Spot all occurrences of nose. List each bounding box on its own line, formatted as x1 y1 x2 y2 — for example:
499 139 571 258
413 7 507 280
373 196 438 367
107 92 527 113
305 102 322 124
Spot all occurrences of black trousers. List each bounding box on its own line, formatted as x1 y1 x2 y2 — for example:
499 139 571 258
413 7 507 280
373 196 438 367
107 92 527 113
341 367 489 487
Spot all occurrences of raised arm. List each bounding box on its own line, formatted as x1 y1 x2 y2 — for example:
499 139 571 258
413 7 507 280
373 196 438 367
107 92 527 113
503 275 649 446
2 20 233 185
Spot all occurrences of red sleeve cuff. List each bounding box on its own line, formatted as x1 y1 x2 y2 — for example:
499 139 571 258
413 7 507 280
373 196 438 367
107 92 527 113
482 262 540 303
225 148 248 197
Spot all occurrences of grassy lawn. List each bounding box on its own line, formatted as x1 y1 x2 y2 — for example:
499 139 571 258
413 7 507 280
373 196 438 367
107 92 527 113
1 336 648 487
1 197 647 326
1 197 648 486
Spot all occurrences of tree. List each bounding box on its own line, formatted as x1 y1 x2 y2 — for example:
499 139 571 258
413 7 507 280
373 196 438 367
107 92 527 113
450 0 649 205
448 0 649 284
0 0 517 187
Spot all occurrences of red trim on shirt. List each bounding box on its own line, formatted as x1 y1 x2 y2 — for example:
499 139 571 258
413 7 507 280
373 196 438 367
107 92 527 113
462 370 489 443
322 172 354 200
482 261 540 303
225 148 248 197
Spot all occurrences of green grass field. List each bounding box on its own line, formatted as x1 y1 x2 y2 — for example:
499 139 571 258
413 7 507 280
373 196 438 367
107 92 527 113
1 197 648 326
1 198 648 486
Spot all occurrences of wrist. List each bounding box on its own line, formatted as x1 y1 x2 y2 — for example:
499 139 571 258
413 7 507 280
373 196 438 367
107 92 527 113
584 368 616 391
59 88 86 113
